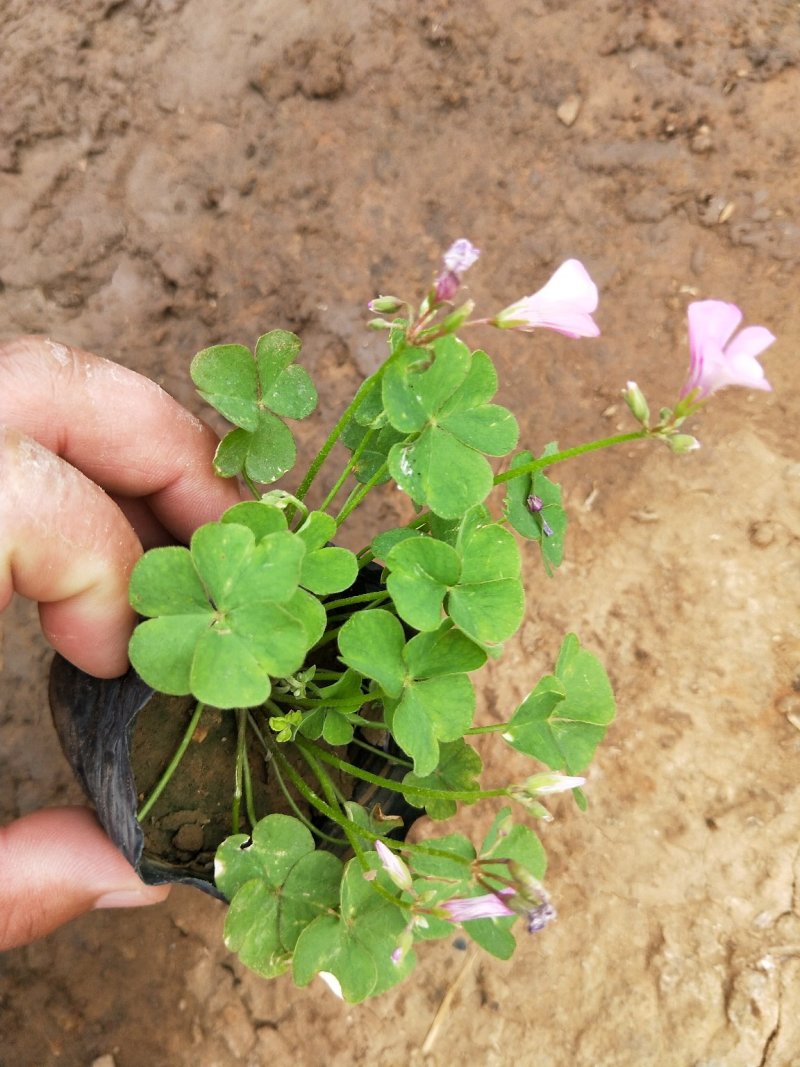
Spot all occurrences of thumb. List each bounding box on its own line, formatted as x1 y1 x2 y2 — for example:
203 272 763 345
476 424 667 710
0 807 170 949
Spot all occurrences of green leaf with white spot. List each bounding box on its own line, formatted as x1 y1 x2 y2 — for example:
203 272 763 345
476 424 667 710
292 854 411 1002
383 337 517 519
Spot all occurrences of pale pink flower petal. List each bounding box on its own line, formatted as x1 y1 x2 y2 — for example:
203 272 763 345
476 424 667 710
443 238 480 274
374 840 414 893
442 889 516 923
494 259 600 338
683 300 774 398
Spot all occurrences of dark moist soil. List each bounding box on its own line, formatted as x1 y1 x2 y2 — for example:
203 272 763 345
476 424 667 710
131 697 272 879
2 2 800 1065
131 691 414 881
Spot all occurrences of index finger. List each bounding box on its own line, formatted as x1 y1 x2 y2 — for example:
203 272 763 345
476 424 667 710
0 336 242 542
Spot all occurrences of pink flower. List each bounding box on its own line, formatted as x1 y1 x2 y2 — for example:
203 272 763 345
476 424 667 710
443 238 480 274
442 889 516 923
682 300 774 399
494 259 600 338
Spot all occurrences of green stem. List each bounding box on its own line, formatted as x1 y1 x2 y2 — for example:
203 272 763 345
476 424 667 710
465 723 510 736
265 733 354 833
297 742 367 867
296 739 509 804
493 431 646 485
232 708 249 834
318 427 377 513
138 702 206 822
334 461 389 527
347 734 414 769
247 715 348 847
293 333 411 508
243 472 262 499
321 590 390 613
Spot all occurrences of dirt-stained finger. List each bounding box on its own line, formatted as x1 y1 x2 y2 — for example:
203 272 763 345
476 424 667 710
0 336 242 543
0 427 142 677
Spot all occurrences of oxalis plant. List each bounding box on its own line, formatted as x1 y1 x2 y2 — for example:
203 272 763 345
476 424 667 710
127 239 774 1002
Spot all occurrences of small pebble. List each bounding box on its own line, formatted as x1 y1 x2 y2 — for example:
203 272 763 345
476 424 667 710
173 823 205 853
690 124 714 153
556 94 581 127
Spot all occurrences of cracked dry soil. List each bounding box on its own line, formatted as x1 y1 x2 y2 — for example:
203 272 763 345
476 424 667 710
1 2 800 1065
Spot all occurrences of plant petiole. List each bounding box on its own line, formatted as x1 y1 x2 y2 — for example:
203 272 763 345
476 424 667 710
493 431 646 485
138 701 206 822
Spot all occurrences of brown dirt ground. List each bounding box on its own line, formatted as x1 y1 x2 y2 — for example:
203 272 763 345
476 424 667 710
2 1 800 1064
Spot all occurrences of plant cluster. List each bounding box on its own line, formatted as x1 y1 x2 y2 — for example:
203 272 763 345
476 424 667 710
127 240 774 1001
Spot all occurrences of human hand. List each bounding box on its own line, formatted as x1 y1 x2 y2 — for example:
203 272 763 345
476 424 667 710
0 336 242 948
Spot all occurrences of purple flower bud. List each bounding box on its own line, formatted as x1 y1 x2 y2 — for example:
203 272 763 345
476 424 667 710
526 495 554 537
434 269 461 304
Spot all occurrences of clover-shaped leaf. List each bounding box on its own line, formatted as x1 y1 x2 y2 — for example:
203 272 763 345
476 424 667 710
385 537 460 631
129 520 311 708
502 634 615 773
255 331 317 419
402 739 482 820
191 330 317 484
338 612 483 776
505 446 567 576
297 669 365 746
384 337 518 518
295 510 358 594
384 512 524 645
448 515 524 645
292 853 412 1002
215 815 342 978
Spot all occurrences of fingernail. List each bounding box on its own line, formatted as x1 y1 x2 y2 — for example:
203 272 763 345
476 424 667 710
93 887 167 910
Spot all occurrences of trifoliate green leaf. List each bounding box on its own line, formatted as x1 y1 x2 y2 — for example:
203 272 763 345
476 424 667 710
503 635 615 773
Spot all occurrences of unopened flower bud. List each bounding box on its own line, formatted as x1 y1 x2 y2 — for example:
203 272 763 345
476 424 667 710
622 380 650 426
524 772 586 796
667 433 701 454
504 864 558 933
433 269 460 304
391 926 414 966
368 295 404 314
374 840 414 894
367 317 393 330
